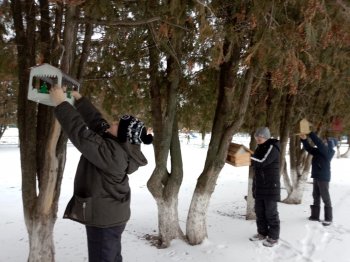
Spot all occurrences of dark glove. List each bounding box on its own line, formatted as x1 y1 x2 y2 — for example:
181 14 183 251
92 119 110 135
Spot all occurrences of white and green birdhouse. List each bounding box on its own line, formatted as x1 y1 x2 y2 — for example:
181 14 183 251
28 63 80 106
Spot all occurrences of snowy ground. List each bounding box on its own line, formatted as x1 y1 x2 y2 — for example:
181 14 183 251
1 128 350 262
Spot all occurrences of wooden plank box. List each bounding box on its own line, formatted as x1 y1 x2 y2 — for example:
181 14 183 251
226 143 253 167
299 118 311 134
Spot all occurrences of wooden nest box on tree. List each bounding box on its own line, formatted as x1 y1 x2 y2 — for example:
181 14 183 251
226 143 253 167
299 118 311 134
27 63 80 106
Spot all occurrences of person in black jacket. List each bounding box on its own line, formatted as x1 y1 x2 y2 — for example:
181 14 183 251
249 127 281 247
299 132 335 226
50 86 153 262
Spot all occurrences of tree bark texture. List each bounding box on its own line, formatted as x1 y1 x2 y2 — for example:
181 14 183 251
146 0 186 248
340 134 350 158
276 92 311 204
147 67 184 247
246 132 257 220
341 146 350 158
10 2 83 261
246 170 256 220
0 125 6 139
186 33 254 244
282 134 311 204
279 93 295 182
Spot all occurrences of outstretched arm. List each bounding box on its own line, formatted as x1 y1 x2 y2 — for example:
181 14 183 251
73 96 110 133
308 132 328 156
50 86 110 133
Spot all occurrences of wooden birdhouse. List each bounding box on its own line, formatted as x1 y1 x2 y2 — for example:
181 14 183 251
226 143 253 167
299 118 311 134
27 63 80 106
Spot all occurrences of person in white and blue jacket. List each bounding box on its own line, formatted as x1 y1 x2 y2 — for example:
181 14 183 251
300 131 336 226
249 127 281 247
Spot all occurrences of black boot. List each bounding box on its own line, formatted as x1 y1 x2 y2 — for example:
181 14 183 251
322 206 333 226
309 205 320 221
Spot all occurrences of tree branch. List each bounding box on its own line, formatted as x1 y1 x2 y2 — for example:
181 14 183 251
77 16 161 27
194 0 217 19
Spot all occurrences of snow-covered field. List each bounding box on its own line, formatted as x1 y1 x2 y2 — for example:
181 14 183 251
1 128 350 262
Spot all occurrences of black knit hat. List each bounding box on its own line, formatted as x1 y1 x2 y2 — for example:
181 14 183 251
117 115 153 145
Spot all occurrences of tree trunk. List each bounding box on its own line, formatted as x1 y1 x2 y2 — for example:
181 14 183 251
281 158 293 194
201 131 206 148
282 179 306 204
146 0 186 248
147 110 185 248
283 134 312 204
246 167 256 220
186 33 254 244
157 198 183 246
282 167 309 204
276 91 312 204
186 166 219 243
341 134 350 158
341 144 350 158
0 125 6 139
279 93 295 191
151 117 185 247
77 23 93 82
10 2 84 261
28 120 62 261
10 0 41 258
246 132 256 220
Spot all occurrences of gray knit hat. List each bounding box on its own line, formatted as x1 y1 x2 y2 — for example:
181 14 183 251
254 127 271 139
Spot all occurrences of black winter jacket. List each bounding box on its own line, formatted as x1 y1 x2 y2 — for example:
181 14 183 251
300 132 335 182
251 138 281 201
54 98 148 227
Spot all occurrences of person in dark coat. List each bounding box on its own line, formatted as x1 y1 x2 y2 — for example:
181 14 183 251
49 86 153 262
299 131 336 226
249 127 281 247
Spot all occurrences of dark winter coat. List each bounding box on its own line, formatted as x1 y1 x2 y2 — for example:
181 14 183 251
300 132 335 182
251 138 281 201
54 98 148 227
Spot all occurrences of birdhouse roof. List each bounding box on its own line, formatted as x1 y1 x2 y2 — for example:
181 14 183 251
228 143 253 155
30 63 62 76
29 63 80 87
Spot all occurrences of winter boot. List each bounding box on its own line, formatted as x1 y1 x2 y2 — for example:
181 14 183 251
249 233 267 241
309 205 320 221
262 237 278 247
322 206 333 226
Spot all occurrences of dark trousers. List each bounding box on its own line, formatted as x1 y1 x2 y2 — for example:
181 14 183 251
86 224 126 262
255 199 280 240
312 179 332 208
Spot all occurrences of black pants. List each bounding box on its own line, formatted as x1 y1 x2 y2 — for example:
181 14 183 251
86 224 126 262
255 199 280 240
313 179 332 208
